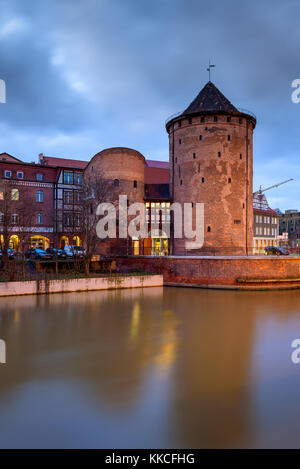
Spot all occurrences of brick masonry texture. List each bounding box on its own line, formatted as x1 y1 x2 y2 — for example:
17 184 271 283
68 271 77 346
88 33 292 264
116 256 300 289
168 114 254 255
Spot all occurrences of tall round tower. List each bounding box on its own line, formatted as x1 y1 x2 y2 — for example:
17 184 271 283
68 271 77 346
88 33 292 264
166 81 256 255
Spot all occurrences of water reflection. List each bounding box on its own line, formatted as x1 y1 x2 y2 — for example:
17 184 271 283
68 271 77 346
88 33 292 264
0 287 300 448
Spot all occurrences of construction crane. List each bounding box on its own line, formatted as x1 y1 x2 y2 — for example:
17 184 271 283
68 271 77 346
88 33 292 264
254 178 294 195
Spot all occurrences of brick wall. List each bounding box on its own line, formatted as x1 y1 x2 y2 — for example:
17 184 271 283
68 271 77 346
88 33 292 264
116 255 300 288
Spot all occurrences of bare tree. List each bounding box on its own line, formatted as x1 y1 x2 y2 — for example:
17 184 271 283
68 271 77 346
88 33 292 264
79 176 114 276
0 179 36 279
0 180 19 272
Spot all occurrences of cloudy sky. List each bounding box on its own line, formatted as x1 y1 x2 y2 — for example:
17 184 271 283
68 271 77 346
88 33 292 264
0 0 299 210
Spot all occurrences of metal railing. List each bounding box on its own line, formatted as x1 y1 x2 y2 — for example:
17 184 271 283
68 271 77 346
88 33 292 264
165 106 256 127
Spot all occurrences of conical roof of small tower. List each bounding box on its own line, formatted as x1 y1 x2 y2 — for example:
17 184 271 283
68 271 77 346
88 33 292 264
182 81 238 114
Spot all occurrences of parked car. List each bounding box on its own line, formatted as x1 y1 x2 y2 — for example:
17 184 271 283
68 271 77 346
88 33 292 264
46 248 67 260
265 246 289 256
25 248 52 260
7 248 17 260
64 245 86 258
0 248 18 260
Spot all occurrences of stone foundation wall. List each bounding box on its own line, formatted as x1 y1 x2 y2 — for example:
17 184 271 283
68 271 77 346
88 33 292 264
0 274 163 297
116 256 300 289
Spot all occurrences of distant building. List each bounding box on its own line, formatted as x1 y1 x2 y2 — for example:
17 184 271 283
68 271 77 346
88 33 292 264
279 210 300 247
253 193 279 254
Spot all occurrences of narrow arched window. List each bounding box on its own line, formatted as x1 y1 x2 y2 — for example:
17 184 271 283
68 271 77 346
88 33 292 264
114 179 119 187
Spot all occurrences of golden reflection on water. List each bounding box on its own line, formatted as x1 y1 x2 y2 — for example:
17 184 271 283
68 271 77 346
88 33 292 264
0 287 300 448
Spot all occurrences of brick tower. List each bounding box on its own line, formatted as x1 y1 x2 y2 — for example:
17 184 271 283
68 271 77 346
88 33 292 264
166 81 256 255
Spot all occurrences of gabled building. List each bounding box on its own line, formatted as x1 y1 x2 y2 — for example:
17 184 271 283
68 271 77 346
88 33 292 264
253 193 279 254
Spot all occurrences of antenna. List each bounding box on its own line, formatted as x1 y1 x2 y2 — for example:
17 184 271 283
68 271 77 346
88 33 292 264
206 60 215 81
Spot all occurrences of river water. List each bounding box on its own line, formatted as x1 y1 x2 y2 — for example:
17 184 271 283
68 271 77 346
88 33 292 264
0 286 300 448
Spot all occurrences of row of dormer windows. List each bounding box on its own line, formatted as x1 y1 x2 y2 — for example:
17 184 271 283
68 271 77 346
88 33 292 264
2 170 44 181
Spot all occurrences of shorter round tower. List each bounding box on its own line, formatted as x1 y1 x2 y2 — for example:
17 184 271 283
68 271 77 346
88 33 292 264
84 147 146 255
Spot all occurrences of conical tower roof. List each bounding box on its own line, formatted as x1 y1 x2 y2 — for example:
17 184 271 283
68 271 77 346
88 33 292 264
166 81 256 130
182 81 238 114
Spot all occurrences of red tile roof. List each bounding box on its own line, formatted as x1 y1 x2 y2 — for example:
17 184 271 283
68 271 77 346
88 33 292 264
40 156 88 169
40 155 171 183
146 160 169 169
254 208 278 216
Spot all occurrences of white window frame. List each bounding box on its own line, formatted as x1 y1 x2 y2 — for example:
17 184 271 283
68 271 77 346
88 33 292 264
36 190 44 202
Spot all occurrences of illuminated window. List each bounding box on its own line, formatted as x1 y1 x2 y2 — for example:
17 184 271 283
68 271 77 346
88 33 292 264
11 189 19 201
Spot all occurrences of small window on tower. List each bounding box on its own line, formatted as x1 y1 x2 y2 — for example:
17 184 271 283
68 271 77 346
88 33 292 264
198 163 200 172
178 121 182 128
179 139 181 144
228 177 231 183
214 116 218 122
201 117 205 123
175 157 177 163
227 135 231 141
193 153 196 159
202 177 205 183
239 118 243 124
188 118 192 124
240 154 242 159
133 180 137 188
180 179 183 186
114 179 119 187
218 152 221 157
227 117 231 122
199 135 202 141
207 226 211 232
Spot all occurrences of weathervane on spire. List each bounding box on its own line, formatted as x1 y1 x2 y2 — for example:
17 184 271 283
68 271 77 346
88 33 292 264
206 60 215 81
